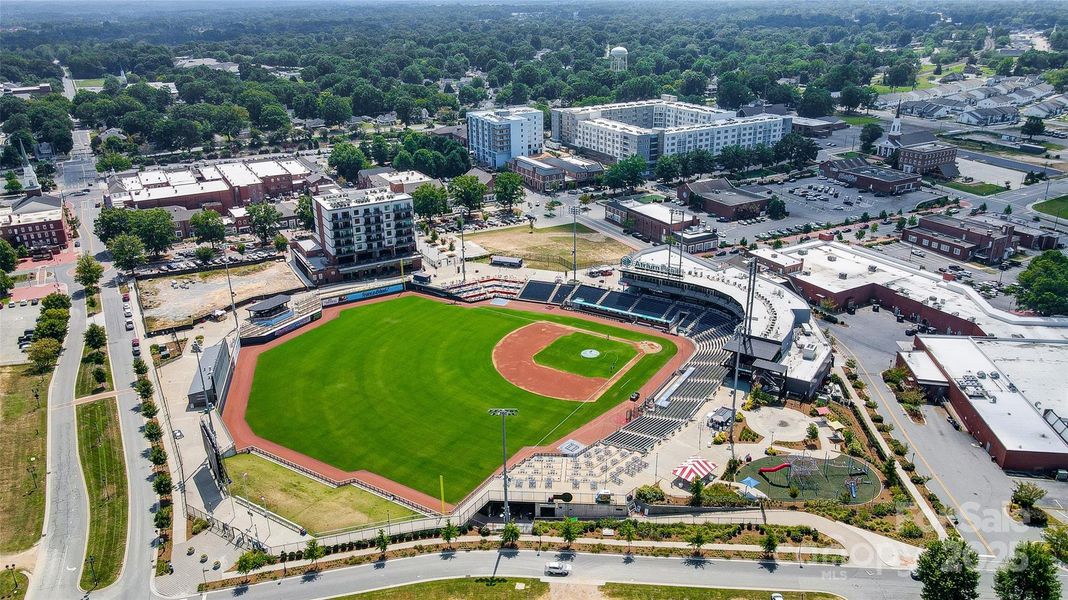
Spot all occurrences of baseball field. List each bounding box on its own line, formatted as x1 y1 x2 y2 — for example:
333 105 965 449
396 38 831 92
242 296 677 504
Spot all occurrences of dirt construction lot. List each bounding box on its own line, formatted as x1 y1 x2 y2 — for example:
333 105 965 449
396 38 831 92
468 224 633 271
137 261 304 330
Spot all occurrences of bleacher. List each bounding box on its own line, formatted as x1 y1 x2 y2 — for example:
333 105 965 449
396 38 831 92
599 291 640 311
571 284 609 305
550 284 576 304
631 296 674 320
517 280 558 303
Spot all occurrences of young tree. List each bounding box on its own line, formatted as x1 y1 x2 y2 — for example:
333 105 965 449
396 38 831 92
493 172 524 209
84 323 107 350
74 254 104 292
767 196 787 220
500 521 521 548
235 550 269 580
687 476 705 506
152 472 172 495
143 420 163 442
108 233 146 274
761 532 779 557
687 530 707 556
190 210 226 248
916 538 979 600
305 538 325 566
1042 523 1068 564
247 202 282 244
135 377 154 400
618 520 637 553
140 400 159 419
1011 481 1047 511
28 338 62 372
273 233 288 253
806 423 819 440
448 175 488 211
133 357 148 377
994 541 1061 600
195 245 215 263
441 519 459 548
560 517 579 548
148 445 168 466
882 458 899 487
375 529 389 554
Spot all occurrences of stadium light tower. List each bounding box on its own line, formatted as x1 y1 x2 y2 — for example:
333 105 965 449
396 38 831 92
488 408 518 523
569 206 580 280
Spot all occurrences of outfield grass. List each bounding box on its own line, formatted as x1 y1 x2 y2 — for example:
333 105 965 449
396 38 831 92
246 297 675 502
337 577 548 599
601 583 842 600
0 365 49 553
941 181 1007 196
75 343 114 398
1034 195 1068 219
837 114 882 126
76 397 128 590
223 453 416 535
533 332 637 378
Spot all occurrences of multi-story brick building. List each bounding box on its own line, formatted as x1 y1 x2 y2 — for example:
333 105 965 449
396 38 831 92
677 178 769 221
902 214 1016 264
898 142 958 178
510 155 565 192
605 199 699 243
0 193 69 252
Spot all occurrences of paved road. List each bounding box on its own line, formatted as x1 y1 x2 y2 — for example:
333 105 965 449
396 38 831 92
200 550 950 600
956 149 1063 177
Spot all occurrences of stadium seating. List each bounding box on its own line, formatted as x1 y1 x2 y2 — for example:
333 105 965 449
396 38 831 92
517 280 558 303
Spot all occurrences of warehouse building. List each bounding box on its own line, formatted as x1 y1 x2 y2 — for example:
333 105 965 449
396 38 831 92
819 157 921 195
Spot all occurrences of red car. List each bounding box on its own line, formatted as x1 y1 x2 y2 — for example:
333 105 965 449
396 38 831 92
122 292 130 302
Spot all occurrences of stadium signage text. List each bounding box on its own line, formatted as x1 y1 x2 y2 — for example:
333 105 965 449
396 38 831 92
633 260 683 277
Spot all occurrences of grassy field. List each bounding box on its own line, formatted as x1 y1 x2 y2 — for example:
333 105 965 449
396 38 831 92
735 456 879 503
246 297 675 502
75 343 114 398
0 569 28 600
533 332 637 378
468 223 634 271
76 397 128 590
601 583 842 599
941 181 1007 196
837 114 882 126
337 578 548 599
1034 195 1068 219
74 78 105 88
0 365 49 553
222 453 416 535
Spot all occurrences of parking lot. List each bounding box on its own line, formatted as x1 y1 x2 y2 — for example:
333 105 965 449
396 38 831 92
136 248 279 277
0 302 41 365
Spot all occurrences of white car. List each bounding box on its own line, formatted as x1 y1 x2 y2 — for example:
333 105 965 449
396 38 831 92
544 561 572 576
771 595 785 600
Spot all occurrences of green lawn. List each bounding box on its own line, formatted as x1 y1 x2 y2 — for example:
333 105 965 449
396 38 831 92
246 297 675 502
1034 195 1068 220
0 365 49 553
76 398 128 590
837 114 882 126
601 583 842 600
74 78 105 88
941 181 1007 196
75 343 114 398
0 569 28 600
223 453 416 535
533 332 637 378
337 578 548 599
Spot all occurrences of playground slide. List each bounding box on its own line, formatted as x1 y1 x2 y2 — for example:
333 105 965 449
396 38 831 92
758 462 790 474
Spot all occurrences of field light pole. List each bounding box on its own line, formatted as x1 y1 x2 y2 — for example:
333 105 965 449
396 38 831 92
488 408 518 523
458 207 469 283
569 206 580 280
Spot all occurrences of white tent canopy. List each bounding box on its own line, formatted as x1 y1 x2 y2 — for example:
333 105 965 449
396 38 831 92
671 456 716 483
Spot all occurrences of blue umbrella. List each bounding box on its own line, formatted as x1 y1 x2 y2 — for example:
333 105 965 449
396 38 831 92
740 476 760 488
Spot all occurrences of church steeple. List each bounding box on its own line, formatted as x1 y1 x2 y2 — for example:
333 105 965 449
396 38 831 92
888 100 903 141
17 139 41 196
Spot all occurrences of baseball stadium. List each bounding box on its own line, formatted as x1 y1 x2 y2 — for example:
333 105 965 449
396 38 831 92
221 293 690 511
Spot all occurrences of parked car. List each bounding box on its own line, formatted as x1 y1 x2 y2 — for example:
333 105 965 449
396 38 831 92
122 292 130 302
544 562 572 576
125 319 134 331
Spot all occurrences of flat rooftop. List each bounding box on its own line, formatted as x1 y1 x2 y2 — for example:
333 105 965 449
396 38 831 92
751 247 803 270
313 187 411 211
780 241 1068 340
379 170 436 184
118 180 231 204
468 107 542 123
621 247 810 343
216 163 261 187
844 165 918 183
919 336 1068 455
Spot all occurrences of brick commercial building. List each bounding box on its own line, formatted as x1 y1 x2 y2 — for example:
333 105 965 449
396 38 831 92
901 214 1016 265
677 178 768 221
107 158 320 211
819 157 921 195
0 193 69 252
898 142 959 178
605 199 699 243
292 187 419 284
511 155 565 192
899 336 1068 472
964 214 1059 251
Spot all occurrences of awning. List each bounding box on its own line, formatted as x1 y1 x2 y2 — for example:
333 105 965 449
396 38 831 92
740 476 761 488
827 420 845 431
815 407 831 416
671 456 716 483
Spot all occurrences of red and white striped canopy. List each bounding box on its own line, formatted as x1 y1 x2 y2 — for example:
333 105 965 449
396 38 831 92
671 456 716 483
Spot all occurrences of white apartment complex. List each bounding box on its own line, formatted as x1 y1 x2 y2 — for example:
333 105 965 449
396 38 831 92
552 95 791 163
467 106 544 169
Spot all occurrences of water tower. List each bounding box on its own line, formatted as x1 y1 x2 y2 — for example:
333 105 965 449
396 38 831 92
610 46 628 72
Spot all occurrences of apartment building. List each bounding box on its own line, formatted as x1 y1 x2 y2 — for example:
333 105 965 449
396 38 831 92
467 107 544 169
292 187 419 284
551 96 790 164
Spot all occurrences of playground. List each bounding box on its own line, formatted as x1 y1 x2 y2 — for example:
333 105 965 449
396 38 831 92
736 454 880 504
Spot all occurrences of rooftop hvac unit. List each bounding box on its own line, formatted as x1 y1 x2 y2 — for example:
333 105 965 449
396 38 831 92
838 272 848 279
990 395 997 403
868 265 878 273
977 371 987 379
827 255 837 262
802 270 812 276
798 249 808 256
990 372 1000 380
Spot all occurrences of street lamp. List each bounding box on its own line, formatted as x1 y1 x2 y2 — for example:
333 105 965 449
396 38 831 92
261 496 271 538
488 408 518 523
88 554 97 586
458 207 469 283
4 564 16 591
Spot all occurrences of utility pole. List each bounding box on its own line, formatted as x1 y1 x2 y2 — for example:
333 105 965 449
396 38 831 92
569 206 580 280
488 408 518 523
459 207 468 283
